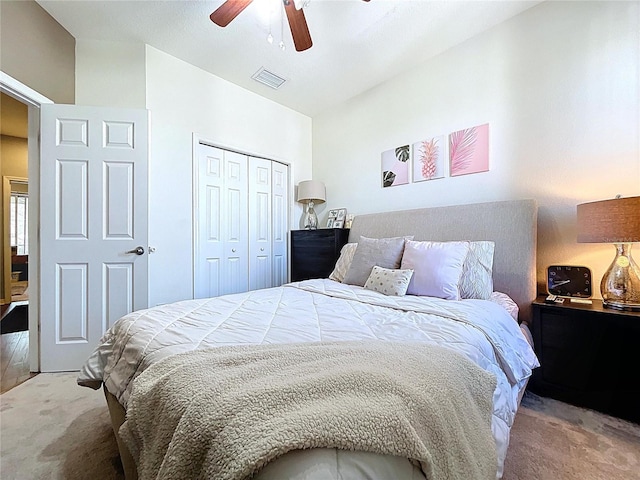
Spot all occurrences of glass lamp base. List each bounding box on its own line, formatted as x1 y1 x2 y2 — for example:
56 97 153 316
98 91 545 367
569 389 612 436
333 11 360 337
304 201 318 230
601 243 640 311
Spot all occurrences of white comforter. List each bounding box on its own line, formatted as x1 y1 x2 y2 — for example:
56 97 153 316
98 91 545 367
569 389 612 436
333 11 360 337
79 279 539 479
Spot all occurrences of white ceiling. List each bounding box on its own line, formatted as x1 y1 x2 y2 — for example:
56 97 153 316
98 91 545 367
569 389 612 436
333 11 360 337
37 0 541 117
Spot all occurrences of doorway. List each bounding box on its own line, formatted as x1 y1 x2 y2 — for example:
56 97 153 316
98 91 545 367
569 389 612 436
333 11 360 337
0 72 52 378
0 93 34 392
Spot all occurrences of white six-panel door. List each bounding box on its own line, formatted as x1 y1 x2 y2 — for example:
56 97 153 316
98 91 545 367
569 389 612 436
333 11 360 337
40 104 148 372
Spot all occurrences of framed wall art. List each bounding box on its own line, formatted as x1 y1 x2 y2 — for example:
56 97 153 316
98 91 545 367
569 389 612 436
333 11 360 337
381 145 410 187
412 135 445 182
449 123 489 177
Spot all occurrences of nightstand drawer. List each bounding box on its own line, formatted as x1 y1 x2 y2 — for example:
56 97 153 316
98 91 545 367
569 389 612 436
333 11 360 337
538 312 603 389
530 297 640 424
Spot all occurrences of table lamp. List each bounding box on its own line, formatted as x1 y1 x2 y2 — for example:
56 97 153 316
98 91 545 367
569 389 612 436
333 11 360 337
296 180 326 229
577 195 640 310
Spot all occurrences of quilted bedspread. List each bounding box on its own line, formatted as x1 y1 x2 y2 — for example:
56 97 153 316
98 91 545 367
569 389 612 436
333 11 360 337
78 278 539 478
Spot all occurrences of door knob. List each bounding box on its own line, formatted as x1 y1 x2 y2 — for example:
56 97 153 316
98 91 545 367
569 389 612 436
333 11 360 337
126 246 145 255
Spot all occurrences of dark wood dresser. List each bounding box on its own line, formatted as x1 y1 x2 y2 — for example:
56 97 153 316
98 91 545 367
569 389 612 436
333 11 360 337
528 296 640 423
290 229 350 282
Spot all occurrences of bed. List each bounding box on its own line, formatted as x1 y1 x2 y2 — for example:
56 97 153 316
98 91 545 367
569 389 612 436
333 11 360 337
78 198 539 480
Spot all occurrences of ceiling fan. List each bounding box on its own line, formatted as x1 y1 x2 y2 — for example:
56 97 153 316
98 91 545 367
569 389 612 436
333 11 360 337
210 0 370 52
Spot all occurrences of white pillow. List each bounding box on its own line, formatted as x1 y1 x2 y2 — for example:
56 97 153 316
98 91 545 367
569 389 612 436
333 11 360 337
364 266 414 296
329 243 358 282
459 241 495 299
400 240 469 300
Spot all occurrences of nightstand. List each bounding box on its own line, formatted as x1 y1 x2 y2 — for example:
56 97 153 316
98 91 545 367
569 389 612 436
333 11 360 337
290 229 350 282
529 296 640 423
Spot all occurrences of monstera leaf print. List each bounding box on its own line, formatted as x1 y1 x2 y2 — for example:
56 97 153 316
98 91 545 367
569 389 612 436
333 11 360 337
395 145 410 163
449 127 478 175
382 170 396 187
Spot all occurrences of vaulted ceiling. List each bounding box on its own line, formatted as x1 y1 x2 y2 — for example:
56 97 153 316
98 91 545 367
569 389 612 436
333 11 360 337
37 0 541 116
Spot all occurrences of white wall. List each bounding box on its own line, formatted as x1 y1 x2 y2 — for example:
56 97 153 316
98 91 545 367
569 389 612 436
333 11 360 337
312 1 640 296
145 46 312 306
75 39 146 108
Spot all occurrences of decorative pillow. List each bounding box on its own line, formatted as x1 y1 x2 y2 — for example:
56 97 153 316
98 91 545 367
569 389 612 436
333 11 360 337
343 236 410 286
400 240 470 300
364 266 414 296
490 291 519 322
329 243 358 282
459 241 495 299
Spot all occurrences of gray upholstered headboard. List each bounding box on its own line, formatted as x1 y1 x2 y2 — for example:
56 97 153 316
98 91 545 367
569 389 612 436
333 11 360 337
348 199 538 324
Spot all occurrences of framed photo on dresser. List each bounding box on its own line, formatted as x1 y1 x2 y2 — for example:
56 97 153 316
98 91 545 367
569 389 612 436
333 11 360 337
327 208 347 228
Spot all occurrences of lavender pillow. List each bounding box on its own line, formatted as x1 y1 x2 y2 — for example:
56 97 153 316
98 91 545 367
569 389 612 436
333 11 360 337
400 240 470 299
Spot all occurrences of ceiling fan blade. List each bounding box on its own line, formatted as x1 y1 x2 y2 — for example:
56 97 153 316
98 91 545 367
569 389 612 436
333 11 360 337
283 0 313 52
210 0 254 27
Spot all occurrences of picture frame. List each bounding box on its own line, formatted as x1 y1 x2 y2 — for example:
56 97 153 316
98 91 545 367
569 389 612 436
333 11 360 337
326 218 335 228
328 209 339 219
345 213 354 229
336 208 347 221
333 220 344 229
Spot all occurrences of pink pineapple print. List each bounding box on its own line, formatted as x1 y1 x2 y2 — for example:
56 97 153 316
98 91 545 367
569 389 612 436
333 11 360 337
420 139 439 179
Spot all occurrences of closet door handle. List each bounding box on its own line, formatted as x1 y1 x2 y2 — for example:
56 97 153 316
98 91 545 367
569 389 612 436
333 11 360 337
260 247 264 251
232 248 237 253
126 246 145 255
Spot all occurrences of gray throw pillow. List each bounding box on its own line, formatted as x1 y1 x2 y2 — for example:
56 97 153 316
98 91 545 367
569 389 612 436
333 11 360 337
343 236 409 286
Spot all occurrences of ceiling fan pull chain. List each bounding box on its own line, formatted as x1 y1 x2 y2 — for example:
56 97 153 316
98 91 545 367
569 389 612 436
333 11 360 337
279 1 286 51
267 2 274 44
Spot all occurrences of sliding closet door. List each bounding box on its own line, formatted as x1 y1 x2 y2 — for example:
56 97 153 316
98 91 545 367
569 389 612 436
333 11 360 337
248 157 272 291
195 144 248 298
272 161 289 287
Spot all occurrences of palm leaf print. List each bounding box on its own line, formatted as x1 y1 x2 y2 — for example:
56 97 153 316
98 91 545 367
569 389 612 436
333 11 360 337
449 127 477 174
420 139 439 179
395 145 410 163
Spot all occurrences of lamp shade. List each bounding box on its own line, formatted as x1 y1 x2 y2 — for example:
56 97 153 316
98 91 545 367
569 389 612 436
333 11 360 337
577 196 640 243
296 180 326 204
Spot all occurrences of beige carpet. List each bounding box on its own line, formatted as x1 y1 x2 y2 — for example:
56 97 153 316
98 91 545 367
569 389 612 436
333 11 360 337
1 373 639 479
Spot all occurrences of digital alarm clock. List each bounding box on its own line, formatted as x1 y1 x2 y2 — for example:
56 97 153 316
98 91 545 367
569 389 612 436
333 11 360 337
547 265 592 298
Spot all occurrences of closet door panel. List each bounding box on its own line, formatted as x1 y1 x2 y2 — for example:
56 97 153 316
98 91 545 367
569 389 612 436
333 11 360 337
272 161 289 286
195 144 224 299
223 151 249 295
249 157 272 291
195 145 248 298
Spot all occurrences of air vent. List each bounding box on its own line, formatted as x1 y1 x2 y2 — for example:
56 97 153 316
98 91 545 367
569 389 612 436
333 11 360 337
252 68 287 89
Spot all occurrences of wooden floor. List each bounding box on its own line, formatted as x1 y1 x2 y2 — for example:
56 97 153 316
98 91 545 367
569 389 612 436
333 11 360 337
1 328 36 394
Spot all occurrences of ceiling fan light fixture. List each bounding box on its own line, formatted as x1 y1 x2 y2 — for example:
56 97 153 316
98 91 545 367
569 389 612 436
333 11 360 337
293 0 310 10
251 67 287 89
